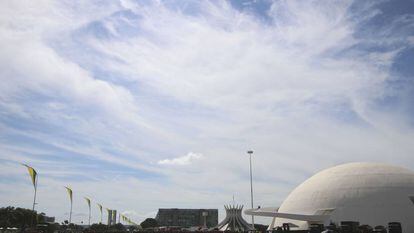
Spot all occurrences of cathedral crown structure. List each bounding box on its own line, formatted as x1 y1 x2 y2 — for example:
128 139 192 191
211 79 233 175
216 205 253 232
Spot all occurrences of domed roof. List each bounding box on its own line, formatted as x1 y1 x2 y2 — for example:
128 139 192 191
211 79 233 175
275 162 414 230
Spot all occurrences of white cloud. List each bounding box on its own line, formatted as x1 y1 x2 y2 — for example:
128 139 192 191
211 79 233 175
158 152 203 166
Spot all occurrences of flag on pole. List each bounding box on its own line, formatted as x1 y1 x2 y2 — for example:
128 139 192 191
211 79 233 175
64 186 73 223
84 197 91 225
64 186 73 203
22 164 38 227
84 197 91 209
22 164 37 188
97 203 103 223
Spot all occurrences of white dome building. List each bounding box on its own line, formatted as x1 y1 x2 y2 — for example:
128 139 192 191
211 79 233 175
246 163 414 232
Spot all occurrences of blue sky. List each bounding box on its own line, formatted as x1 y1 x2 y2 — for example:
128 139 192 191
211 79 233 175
1 0 414 225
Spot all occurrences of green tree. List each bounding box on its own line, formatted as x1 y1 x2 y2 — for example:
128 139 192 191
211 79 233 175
0 206 43 229
140 218 158 229
110 223 126 232
89 223 108 232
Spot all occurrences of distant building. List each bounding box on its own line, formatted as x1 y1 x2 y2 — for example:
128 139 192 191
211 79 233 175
107 209 117 226
43 216 55 223
112 210 117 225
107 210 113 226
155 208 218 228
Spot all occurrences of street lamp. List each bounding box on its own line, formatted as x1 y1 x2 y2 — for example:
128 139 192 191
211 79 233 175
247 150 255 230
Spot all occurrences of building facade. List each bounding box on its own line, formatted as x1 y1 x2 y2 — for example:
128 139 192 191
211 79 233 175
107 210 112 226
107 209 117 226
155 208 218 228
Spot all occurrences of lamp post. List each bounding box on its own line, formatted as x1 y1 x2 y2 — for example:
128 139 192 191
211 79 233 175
247 150 255 230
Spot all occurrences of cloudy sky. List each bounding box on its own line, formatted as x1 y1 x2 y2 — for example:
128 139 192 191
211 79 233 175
1 0 414 225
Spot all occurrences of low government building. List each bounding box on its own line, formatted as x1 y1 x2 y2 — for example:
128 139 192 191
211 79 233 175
246 162 414 232
155 208 218 228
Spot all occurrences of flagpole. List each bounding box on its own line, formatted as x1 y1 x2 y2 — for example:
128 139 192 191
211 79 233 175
88 204 91 226
33 177 38 227
97 204 103 224
32 177 37 212
69 200 72 224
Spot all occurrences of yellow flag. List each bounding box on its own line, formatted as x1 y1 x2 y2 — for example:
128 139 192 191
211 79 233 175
64 186 73 203
22 164 37 188
84 197 91 208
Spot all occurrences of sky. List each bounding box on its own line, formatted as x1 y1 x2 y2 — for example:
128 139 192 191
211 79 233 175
1 0 414 226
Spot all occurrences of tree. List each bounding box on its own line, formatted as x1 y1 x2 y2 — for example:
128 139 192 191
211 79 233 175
0 206 42 229
128 225 141 232
89 223 108 232
254 224 269 233
140 218 158 229
110 223 126 231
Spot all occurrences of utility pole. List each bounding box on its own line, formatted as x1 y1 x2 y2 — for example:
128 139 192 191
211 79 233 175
247 150 255 230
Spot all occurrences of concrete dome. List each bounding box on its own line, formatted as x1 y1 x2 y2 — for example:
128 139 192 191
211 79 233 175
274 162 414 231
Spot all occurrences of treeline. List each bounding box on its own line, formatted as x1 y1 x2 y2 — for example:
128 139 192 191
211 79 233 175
0 206 46 228
0 206 153 233
0 206 265 233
